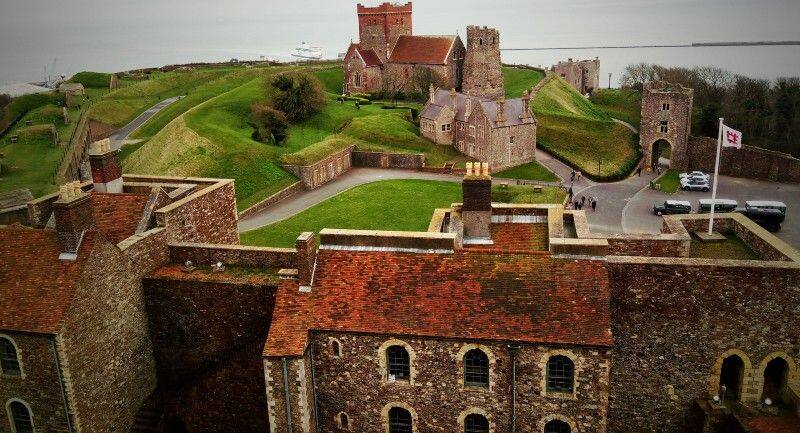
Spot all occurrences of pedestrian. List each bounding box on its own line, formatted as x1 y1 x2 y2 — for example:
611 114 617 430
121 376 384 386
592 197 598 211
637 166 642 177
656 166 662 176
570 170 576 182
580 195 586 206
567 186 573 200
576 171 582 181
574 200 580 210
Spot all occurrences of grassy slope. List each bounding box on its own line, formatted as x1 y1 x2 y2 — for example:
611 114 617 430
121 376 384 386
493 161 559 182
69 71 112 88
532 76 640 180
590 88 642 128
240 179 565 247
0 125 62 196
502 67 544 98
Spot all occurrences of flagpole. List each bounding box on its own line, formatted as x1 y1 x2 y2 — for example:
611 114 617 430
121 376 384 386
708 117 724 235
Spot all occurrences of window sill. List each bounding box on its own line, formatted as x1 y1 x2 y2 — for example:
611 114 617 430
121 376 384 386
1 373 24 379
543 390 577 400
382 378 412 386
461 384 492 393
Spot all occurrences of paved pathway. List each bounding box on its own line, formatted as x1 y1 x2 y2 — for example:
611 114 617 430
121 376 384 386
612 118 639 134
110 96 182 149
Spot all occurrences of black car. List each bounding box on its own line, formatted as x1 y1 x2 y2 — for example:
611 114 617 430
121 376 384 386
653 200 692 216
737 207 784 231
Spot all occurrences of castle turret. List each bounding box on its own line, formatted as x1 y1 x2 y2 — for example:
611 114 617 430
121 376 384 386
462 26 504 100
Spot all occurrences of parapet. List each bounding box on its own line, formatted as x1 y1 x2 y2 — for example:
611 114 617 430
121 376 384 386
319 228 456 253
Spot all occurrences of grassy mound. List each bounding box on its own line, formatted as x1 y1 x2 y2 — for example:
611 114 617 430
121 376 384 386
590 88 642 128
0 92 65 134
69 71 112 88
0 124 61 196
532 76 640 181
493 160 559 182
281 134 364 166
314 67 345 94
502 67 544 98
240 179 565 247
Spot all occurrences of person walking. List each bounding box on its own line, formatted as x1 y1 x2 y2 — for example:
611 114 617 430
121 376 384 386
570 170 576 182
656 166 662 176
576 171 582 181
591 197 598 212
637 166 642 176
567 186 573 201
580 195 586 207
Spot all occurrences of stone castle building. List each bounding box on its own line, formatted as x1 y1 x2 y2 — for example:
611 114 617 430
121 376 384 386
639 81 694 170
420 87 537 171
3 155 799 432
552 57 600 95
343 2 502 99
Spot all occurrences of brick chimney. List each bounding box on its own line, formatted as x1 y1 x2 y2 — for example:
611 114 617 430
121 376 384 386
429 84 436 103
450 88 457 111
295 232 317 291
53 181 93 259
496 97 505 126
465 96 473 118
462 162 492 241
520 90 531 120
88 138 122 193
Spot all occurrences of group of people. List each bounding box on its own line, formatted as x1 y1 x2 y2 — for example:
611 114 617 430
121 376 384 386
566 185 598 211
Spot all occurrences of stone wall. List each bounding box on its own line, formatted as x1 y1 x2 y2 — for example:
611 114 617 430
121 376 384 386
603 234 690 257
154 180 240 244
488 121 537 171
0 333 72 433
685 136 800 183
264 352 316 433
284 332 612 433
462 26 504 99
551 58 600 95
238 181 305 220
383 63 456 91
639 81 693 170
606 257 800 433
351 149 425 169
168 242 296 268
283 146 353 189
356 2 412 61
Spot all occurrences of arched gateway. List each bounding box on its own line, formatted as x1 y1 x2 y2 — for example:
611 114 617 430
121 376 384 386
639 81 693 170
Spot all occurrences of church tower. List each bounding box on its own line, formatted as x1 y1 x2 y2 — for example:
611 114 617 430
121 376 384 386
356 2 413 61
462 26 504 100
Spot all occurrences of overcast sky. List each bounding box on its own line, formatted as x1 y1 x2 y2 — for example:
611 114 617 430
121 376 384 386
1 0 798 84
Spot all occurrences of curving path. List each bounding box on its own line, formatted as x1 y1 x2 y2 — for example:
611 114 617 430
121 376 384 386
109 96 182 150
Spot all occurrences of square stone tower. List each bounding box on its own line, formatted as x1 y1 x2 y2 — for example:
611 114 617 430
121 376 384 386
357 2 413 61
462 26 504 100
640 81 694 170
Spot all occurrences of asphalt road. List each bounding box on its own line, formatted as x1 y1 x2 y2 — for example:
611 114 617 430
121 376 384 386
109 96 182 149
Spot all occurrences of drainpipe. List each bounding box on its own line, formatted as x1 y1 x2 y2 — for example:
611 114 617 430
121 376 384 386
309 347 320 433
282 358 294 433
50 337 74 433
510 344 518 433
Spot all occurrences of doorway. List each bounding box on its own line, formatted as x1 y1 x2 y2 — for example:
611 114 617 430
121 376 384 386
719 355 745 401
762 357 789 404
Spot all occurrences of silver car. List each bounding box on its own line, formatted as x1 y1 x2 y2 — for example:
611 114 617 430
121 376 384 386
680 178 710 192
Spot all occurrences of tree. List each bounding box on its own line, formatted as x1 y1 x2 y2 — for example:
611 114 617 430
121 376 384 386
409 67 445 102
250 102 288 144
269 72 326 122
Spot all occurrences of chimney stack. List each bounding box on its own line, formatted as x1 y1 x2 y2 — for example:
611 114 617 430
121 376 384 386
461 162 492 241
88 139 122 193
53 181 93 259
496 97 505 126
429 84 436 104
295 232 317 291
465 96 473 118
450 88 457 111
521 90 531 120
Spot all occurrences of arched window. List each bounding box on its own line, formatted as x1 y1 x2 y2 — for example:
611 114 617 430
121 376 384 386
546 355 574 393
464 413 489 433
464 349 489 387
388 407 412 433
387 345 410 380
478 38 483 46
8 401 33 433
544 419 570 433
331 340 341 357
339 412 350 430
0 338 21 376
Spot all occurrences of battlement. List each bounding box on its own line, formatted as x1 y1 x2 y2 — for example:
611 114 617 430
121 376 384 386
357 2 412 14
466 25 500 47
644 80 694 97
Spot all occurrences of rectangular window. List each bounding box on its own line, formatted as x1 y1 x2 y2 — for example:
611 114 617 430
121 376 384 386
469 125 476 137
659 120 669 133
478 126 484 139
509 136 515 144
662 103 670 111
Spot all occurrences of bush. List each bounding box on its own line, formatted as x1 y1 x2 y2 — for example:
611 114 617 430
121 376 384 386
269 72 326 122
69 71 112 88
250 103 288 144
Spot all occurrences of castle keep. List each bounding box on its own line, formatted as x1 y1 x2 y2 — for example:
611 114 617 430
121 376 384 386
552 57 600 95
343 2 503 99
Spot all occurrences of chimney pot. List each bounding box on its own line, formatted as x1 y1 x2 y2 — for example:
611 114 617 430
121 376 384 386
296 232 317 290
53 181 93 258
88 138 123 193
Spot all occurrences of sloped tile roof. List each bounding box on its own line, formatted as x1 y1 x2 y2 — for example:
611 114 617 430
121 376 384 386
358 48 382 67
388 35 457 65
426 89 536 128
91 192 148 245
264 248 611 357
0 226 95 334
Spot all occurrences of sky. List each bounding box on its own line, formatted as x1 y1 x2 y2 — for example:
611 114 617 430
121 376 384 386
1 0 799 85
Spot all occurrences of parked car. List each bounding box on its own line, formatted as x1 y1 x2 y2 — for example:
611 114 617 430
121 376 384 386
680 178 710 192
679 171 710 181
653 200 692 216
744 200 787 218
737 207 784 231
698 199 738 213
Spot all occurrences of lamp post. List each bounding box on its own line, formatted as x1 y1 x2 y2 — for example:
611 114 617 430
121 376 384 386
608 73 612 89
598 158 602 175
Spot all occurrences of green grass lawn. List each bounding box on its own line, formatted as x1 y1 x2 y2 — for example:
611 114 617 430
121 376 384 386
240 179 565 247
493 160 559 182
589 88 642 128
690 232 761 260
0 125 62 197
69 71 112 88
502 67 544 98
314 67 345 94
654 169 681 193
531 76 640 181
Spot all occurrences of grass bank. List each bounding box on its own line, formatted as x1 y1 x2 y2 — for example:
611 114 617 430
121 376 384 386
240 179 565 247
502 67 544 98
493 160 559 182
589 88 642 128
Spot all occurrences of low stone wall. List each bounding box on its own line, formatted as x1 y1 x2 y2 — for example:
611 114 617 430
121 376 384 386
283 145 354 189
351 150 425 169
604 234 690 258
686 136 800 183
169 242 296 269
237 181 305 219
320 228 457 251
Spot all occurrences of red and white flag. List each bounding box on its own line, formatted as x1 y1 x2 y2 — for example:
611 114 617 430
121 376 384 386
721 124 743 148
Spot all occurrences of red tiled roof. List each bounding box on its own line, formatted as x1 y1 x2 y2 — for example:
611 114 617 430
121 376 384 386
0 226 95 334
359 48 382 67
388 35 456 65
91 192 148 244
264 249 611 357
466 223 549 252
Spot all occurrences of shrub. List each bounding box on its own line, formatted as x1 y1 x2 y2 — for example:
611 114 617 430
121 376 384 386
269 72 326 122
409 68 445 102
250 103 289 144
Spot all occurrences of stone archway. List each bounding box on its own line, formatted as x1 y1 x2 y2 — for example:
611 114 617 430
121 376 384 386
762 357 790 404
651 139 672 169
719 355 746 401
